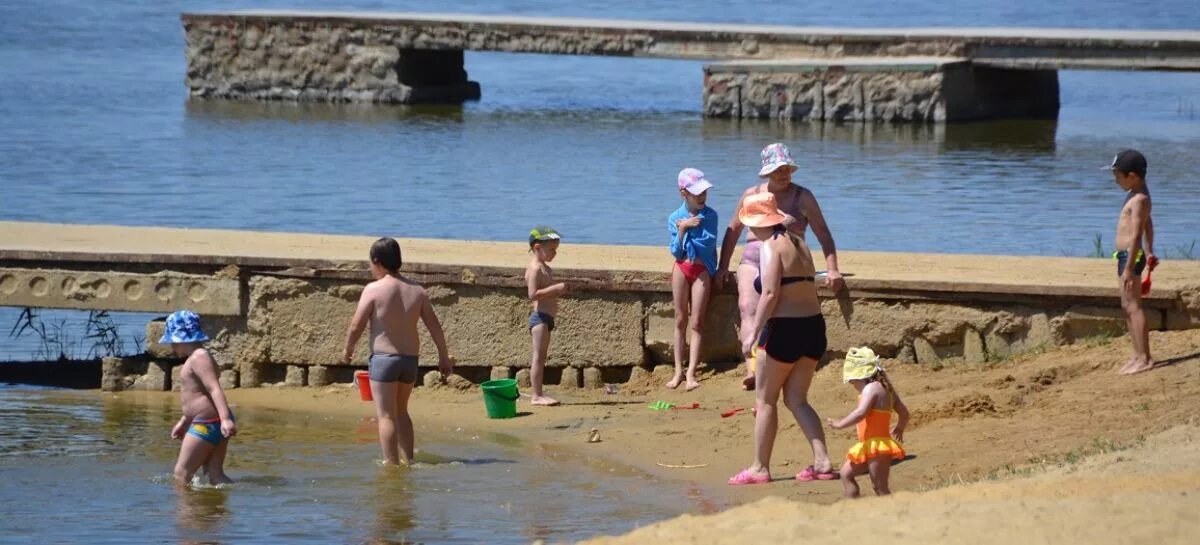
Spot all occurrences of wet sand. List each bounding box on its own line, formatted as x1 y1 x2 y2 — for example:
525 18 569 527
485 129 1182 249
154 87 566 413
117 328 1200 543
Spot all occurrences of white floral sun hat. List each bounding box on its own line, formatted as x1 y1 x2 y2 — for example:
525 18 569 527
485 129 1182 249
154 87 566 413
758 143 800 177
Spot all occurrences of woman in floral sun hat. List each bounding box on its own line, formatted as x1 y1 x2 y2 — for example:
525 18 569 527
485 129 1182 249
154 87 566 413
714 143 846 390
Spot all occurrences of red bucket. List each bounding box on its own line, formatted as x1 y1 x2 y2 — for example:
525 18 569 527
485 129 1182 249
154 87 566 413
354 370 373 401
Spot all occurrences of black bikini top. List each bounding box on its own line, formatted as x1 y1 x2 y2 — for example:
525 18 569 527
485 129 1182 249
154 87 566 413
754 275 815 294
753 226 814 294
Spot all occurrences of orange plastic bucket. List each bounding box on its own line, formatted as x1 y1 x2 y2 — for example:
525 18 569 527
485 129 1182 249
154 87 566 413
355 370 373 401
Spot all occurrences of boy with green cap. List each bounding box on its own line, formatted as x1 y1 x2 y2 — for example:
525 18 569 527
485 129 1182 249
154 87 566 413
526 226 567 406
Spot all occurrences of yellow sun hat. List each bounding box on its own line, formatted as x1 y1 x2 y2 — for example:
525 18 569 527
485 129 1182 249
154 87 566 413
843 346 882 382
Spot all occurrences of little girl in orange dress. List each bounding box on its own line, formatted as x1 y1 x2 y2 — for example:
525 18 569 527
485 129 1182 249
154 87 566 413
827 347 909 498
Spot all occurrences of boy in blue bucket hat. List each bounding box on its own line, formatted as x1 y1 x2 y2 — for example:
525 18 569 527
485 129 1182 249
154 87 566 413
164 310 237 486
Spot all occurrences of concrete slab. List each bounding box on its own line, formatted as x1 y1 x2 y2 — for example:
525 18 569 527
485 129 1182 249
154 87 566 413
705 57 969 73
4 222 1197 303
181 11 1200 70
0 266 242 315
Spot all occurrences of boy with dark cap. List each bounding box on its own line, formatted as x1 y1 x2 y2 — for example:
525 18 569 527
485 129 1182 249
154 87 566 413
1106 150 1158 375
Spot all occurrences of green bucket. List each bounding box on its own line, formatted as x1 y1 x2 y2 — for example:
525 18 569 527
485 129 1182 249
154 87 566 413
480 378 520 419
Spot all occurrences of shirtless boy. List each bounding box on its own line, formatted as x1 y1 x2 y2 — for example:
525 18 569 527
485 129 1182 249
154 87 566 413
526 226 567 406
167 310 236 486
1106 150 1158 375
344 237 453 464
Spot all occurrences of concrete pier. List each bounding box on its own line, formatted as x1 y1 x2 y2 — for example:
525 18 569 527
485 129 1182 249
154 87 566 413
3 222 1200 390
703 58 1059 122
180 11 1200 121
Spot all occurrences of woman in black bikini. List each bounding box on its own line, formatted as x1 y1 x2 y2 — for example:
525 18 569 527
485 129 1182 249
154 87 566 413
715 143 845 391
728 192 835 485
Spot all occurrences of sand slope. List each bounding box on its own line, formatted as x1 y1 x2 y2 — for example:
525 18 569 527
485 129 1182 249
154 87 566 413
581 422 1199 545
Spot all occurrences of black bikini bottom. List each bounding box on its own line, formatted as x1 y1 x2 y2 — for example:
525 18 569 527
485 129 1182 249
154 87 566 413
756 314 828 365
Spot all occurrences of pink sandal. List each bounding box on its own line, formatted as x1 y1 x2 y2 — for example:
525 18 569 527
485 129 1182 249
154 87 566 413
795 466 838 482
727 469 771 485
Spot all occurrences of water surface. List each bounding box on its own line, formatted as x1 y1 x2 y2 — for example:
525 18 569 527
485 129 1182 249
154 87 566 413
0 1 1197 257
0 388 706 544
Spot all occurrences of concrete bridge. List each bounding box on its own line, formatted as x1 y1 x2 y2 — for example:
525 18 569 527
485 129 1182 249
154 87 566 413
3 222 1200 391
182 11 1200 122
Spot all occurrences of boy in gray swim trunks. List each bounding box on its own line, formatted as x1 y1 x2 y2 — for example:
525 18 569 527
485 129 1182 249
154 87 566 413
344 237 453 465
526 226 567 406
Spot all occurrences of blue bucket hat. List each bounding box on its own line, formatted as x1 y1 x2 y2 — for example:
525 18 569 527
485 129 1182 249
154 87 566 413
160 310 210 344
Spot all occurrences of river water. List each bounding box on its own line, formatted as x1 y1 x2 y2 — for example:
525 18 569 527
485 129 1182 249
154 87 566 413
0 1 1197 257
0 388 707 543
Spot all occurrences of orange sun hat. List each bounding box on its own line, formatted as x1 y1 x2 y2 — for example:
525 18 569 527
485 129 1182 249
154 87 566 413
738 192 788 228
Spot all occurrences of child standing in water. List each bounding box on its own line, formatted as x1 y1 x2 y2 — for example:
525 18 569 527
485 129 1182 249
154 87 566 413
828 347 908 498
526 226 567 406
167 310 237 486
667 168 719 391
344 237 453 465
1106 150 1158 375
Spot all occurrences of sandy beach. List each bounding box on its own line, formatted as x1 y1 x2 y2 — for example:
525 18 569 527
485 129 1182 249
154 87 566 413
115 327 1200 543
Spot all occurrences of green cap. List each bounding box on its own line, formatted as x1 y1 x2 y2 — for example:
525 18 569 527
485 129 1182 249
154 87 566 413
528 225 561 246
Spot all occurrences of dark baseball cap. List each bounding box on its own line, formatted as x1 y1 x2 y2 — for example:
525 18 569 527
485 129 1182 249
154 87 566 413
1104 149 1147 177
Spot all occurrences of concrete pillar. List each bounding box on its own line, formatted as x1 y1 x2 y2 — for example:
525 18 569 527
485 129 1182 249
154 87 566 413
963 328 987 364
171 365 183 392
490 366 512 381
240 362 265 388
703 59 1058 123
515 369 532 389
220 369 240 389
308 365 331 387
101 357 124 392
913 337 940 364
140 361 171 391
422 370 443 388
396 49 482 103
628 366 651 384
560 366 580 389
285 365 306 387
942 65 1059 121
652 365 675 383
582 367 602 389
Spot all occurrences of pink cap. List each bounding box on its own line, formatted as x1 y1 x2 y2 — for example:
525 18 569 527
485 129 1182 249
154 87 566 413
678 168 714 196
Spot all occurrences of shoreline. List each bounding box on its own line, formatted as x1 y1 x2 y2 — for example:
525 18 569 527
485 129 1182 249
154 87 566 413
103 327 1200 514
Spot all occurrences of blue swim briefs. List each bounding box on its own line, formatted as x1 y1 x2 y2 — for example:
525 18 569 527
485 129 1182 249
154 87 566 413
187 417 231 446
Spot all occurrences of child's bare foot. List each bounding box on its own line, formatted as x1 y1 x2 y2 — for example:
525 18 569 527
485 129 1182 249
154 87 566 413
1120 357 1155 375
208 473 234 485
1117 357 1137 374
665 373 683 389
530 395 560 406
685 378 701 392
